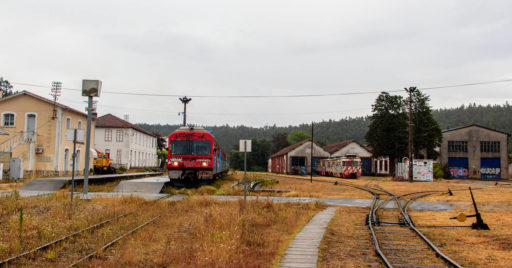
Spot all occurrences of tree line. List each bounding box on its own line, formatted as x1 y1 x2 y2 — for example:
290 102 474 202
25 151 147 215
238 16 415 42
139 99 512 171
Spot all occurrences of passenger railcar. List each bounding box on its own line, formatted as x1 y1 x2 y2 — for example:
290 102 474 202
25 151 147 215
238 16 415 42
167 126 229 183
316 157 362 179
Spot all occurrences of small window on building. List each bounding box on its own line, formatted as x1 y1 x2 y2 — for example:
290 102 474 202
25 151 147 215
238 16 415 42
448 141 468 152
116 149 122 164
66 117 71 129
77 120 82 129
481 141 500 153
116 130 123 142
105 129 112 141
2 113 15 126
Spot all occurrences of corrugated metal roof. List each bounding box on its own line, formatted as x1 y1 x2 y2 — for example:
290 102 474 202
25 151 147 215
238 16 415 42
96 113 158 137
442 124 510 136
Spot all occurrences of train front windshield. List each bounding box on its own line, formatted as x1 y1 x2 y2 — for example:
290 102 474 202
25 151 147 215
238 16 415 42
171 140 211 155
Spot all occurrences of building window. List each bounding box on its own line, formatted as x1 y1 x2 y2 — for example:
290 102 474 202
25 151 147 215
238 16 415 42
2 113 15 126
448 141 467 152
116 149 122 164
77 120 82 129
66 117 71 129
481 141 500 153
105 129 112 141
116 130 123 142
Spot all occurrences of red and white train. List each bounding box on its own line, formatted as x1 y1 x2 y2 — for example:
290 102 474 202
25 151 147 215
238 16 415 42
167 126 229 184
316 157 362 179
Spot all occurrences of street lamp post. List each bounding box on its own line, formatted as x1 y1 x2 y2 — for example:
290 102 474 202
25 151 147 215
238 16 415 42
179 96 192 126
82 80 102 196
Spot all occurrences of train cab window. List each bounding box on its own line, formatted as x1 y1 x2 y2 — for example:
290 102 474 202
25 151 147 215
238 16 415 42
171 140 211 155
192 141 211 155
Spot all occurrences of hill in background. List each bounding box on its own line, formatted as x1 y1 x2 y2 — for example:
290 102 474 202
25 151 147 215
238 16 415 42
138 103 512 153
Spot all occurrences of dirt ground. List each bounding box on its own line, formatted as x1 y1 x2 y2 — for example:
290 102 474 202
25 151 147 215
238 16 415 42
239 172 512 208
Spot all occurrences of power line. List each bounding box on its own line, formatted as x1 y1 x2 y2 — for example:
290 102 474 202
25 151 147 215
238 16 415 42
12 78 512 99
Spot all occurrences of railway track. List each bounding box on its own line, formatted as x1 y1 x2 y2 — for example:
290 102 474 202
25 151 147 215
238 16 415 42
0 195 169 267
368 189 462 268
261 174 465 267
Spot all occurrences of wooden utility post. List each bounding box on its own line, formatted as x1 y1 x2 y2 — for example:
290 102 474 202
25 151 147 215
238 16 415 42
310 122 314 183
405 87 416 183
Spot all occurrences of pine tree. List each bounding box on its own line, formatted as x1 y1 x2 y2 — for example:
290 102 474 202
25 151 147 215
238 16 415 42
365 92 408 176
411 90 442 159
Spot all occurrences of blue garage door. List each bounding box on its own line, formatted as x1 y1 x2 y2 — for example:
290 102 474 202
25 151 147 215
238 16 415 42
480 158 501 179
361 158 372 176
448 157 468 179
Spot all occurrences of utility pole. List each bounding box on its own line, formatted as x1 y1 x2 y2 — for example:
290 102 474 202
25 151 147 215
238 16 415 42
310 122 314 183
50 81 62 119
179 96 192 126
404 87 416 183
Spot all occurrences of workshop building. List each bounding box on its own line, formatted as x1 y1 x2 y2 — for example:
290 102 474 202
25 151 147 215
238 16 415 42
440 124 510 179
269 139 330 175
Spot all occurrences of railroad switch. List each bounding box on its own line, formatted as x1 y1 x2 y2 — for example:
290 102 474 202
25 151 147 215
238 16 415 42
450 187 490 230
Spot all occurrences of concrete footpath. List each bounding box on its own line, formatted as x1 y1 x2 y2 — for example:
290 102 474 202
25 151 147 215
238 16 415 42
279 207 338 268
204 195 453 211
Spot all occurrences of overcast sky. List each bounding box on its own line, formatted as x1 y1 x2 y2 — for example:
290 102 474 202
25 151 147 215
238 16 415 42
1 0 511 127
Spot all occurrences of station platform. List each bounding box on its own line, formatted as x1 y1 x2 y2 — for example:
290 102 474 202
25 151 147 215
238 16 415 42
114 176 170 193
18 172 162 193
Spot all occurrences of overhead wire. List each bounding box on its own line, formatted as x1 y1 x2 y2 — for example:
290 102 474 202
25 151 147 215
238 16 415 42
12 78 512 99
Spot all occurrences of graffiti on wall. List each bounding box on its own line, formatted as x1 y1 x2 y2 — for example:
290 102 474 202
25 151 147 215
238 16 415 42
449 167 468 178
480 168 500 179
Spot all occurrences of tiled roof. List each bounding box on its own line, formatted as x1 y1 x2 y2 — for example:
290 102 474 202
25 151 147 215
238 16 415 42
323 139 355 154
270 138 314 158
0 90 87 117
96 114 157 137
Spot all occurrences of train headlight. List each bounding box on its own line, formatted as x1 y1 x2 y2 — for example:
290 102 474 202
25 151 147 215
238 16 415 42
202 161 208 167
172 161 179 166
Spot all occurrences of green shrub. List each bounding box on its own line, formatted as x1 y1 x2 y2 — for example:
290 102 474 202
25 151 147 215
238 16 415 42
433 163 445 179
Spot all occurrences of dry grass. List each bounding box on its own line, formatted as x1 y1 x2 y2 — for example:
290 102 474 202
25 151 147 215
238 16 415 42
0 180 25 191
163 174 242 196
409 208 512 268
0 192 146 261
318 206 377 267
244 172 512 206
61 179 123 193
84 197 326 267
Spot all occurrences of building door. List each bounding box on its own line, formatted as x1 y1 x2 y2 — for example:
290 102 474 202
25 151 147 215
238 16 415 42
75 150 81 174
26 114 36 141
448 157 468 179
480 158 501 179
361 158 372 176
290 157 306 174
64 149 69 172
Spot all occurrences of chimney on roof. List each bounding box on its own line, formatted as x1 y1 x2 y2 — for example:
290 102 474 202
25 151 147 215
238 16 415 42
124 114 129 122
